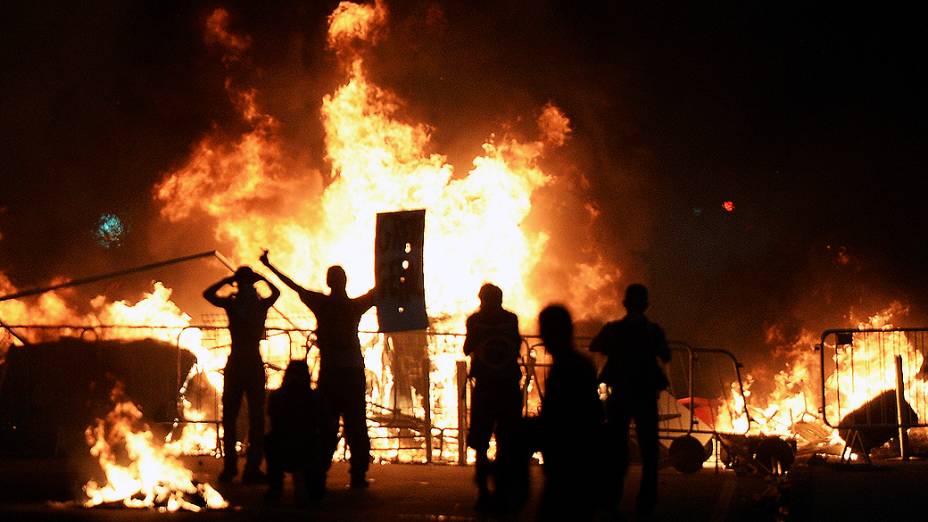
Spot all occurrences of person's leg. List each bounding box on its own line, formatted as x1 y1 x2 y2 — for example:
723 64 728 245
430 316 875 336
492 381 525 511
605 395 632 510
341 367 371 487
634 399 660 516
243 366 267 482
468 382 493 508
317 372 342 475
306 431 326 501
264 433 283 498
221 368 245 480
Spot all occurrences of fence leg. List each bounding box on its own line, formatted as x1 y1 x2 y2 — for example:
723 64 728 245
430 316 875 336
894 355 910 461
424 357 432 464
457 360 468 466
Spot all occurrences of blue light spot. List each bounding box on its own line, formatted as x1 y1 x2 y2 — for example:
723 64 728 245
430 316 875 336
95 213 126 248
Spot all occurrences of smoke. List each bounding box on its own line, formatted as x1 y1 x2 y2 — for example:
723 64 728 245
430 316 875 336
1 1 924 359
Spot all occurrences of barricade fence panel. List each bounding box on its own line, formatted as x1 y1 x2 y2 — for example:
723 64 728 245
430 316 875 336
820 327 928 429
690 347 751 436
0 324 751 463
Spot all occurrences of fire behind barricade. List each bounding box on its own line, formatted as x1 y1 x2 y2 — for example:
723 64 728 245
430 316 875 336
1 322 783 474
819 327 928 463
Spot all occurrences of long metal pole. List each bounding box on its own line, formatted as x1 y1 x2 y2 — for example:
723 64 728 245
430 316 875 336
0 251 217 303
0 319 27 345
895 355 910 460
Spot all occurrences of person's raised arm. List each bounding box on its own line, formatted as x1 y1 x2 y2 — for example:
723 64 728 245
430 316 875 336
353 285 379 312
203 276 234 307
259 274 281 306
259 250 306 295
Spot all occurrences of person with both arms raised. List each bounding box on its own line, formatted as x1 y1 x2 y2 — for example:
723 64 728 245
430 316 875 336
260 250 378 489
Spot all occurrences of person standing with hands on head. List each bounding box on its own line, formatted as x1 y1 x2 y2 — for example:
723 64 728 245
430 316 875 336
203 266 280 484
590 283 671 519
463 283 522 512
259 250 378 489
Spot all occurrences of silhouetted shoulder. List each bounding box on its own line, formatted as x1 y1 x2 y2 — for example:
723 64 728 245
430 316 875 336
589 320 621 353
297 288 326 311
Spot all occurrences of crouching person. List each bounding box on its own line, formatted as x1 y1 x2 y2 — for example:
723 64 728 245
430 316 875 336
265 360 324 503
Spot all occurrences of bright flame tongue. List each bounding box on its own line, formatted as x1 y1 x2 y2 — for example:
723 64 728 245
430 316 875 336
154 2 573 325
84 387 227 511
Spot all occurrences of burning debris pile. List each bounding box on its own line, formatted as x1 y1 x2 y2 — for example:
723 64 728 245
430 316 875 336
83 384 227 512
0 337 195 456
712 303 928 463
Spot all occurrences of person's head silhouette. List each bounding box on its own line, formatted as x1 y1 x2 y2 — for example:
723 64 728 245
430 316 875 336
539 304 573 357
478 283 503 311
326 265 348 293
233 266 259 295
281 359 311 391
623 283 649 315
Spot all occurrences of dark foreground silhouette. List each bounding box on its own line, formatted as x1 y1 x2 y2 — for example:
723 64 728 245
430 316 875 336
538 304 605 521
265 359 324 503
463 283 524 512
590 283 671 518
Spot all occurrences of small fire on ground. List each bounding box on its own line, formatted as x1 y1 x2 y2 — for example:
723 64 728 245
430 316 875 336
83 384 228 512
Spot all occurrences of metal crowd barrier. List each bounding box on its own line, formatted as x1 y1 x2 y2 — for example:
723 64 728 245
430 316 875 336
1 323 752 467
818 327 928 460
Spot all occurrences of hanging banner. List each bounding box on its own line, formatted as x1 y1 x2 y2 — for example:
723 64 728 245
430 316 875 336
375 209 428 332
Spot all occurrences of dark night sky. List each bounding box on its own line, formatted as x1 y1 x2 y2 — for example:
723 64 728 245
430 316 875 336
1 1 925 364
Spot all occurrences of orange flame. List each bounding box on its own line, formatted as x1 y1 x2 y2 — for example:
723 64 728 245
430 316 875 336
716 302 926 453
151 3 620 462
4 1 621 464
84 386 227 511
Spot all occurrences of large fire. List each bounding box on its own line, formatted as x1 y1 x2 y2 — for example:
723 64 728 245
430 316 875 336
0 4 921 506
151 0 617 462
1 0 618 489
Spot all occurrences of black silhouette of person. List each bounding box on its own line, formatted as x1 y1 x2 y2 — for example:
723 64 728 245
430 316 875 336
203 266 280 483
463 283 522 511
260 250 377 488
590 284 671 518
538 304 604 521
265 359 324 503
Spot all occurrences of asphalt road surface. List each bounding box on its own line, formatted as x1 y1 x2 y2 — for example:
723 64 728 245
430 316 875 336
2 455 926 520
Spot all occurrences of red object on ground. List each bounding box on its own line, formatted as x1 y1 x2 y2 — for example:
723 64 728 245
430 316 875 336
677 397 717 430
